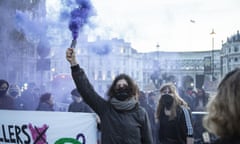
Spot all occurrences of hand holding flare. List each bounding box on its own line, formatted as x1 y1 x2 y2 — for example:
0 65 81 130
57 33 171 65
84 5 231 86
66 48 78 66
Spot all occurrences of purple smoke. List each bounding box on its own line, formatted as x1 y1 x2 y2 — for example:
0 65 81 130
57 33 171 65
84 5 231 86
68 0 94 40
15 10 46 39
15 10 50 57
91 41 112 55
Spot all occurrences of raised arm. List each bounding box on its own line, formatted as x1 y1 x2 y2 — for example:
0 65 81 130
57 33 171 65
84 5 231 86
66 48 107 115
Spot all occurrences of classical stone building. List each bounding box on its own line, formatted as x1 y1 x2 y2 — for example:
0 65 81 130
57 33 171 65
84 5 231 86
68 38 222 94
221 30 240 76
0 0 47 85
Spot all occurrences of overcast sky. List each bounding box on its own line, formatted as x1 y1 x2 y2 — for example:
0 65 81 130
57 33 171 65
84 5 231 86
47 0 240 52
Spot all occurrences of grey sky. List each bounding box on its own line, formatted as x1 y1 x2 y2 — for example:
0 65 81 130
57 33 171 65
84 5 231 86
47 0 240 52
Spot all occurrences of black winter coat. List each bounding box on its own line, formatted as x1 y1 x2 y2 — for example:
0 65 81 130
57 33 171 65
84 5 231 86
71 65 153 144
157 106 193 144
212 137 240 144
68 101 92 112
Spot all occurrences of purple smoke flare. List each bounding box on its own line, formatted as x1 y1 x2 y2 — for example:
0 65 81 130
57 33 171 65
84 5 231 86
69 16 83 39
68 0 93 42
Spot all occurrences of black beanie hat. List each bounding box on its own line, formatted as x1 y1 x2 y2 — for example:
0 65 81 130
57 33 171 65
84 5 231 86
71 88 81 97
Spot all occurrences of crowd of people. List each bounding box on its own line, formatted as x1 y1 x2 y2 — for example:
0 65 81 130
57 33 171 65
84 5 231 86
0 47 239 143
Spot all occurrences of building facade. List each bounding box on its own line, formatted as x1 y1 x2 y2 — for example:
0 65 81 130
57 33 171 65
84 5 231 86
68 38 222 94
221 30 240 76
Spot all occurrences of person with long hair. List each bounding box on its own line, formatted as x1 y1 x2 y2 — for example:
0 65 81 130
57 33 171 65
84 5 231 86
66 48 153 144
36 93 54 111
193 88 209 111
156 83 194 144
203 68 240 144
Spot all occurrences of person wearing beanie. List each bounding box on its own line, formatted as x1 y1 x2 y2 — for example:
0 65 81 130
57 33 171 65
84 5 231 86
68 88 92 112
0 79 14 110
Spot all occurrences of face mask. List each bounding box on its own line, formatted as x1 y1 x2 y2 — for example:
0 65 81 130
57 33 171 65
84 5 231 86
115 87 131 101
10 91 19 97
0 90 7 96
161 94 174 110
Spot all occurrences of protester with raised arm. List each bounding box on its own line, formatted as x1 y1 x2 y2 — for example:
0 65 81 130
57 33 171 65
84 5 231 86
66 48 153 144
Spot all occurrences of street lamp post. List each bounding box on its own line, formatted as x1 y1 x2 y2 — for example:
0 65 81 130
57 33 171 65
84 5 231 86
156 43 160 67
210 29 216 81
156 43 161 88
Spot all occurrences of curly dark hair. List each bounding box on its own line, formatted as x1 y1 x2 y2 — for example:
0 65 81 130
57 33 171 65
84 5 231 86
107 73 139 100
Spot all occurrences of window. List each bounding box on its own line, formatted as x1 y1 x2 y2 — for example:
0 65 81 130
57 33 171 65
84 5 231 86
136 71 139 79
234 46 239 52
120 47 125 53
115 71 120 76
234 57 238 62
98 71 102 80
107 71 111 80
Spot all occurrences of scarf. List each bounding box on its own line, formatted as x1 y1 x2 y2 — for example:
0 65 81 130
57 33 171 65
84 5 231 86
110 97 137 111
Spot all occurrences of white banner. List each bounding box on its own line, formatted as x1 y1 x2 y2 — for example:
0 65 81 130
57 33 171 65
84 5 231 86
0 110 98 144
